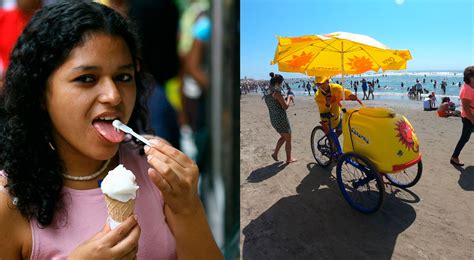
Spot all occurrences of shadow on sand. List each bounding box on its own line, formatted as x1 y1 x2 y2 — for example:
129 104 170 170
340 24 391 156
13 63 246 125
456 166 474 191
242 163 418 259
246 162 288 183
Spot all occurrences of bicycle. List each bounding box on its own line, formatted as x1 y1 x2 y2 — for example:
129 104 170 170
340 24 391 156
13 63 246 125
311 103 422 213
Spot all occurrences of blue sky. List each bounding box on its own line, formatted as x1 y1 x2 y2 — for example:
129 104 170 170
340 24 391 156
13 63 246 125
241 0 474 79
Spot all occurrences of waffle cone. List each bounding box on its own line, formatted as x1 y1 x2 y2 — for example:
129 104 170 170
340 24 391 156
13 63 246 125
104 195 135 223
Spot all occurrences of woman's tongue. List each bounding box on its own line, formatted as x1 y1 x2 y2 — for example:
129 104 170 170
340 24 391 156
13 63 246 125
92 121 124 143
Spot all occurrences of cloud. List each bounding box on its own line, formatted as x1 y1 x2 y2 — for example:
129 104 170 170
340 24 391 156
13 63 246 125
395 0 405 5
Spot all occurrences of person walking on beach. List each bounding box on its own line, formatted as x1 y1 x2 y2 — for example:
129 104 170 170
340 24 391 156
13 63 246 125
286 86 295 105
361 78 368 100
368 82 375 100
354 81 358 96
450 66 474 166
264 72 296 164
314 77 358 137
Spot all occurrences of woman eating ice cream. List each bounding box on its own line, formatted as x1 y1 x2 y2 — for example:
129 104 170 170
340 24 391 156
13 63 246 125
0 1 221 259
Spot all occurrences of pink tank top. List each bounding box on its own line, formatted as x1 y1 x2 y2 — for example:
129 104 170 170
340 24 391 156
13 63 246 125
1 143 177 259
460 83 474 119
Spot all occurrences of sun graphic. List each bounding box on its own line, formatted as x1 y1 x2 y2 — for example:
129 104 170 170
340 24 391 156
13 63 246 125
277 46 291 56
395 120 417 151
287 51 314 68
290 36 314 44
346 56 374 73
396 51 410 60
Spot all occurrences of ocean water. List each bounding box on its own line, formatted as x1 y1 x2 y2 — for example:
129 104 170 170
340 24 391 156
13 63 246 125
285 71 464 101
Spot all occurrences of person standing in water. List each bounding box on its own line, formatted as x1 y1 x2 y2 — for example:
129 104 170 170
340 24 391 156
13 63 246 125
361 78 368 100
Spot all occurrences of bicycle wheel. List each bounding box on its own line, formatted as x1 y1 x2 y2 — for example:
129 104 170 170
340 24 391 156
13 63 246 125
336 152 384 213
385 160 422 188
310 125 333 167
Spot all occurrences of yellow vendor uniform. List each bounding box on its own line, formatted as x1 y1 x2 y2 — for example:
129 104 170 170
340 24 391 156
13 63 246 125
315 81 353 129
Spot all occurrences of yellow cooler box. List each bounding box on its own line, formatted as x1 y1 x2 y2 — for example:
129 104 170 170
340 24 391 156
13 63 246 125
341 107 421 173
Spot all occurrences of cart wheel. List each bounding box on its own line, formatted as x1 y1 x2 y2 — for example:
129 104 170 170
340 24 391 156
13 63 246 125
385 160 422 188
336 152 384 213
310 125 333 167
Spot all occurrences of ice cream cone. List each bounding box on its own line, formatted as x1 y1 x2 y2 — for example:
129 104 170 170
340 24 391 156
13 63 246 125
101 164 139 229
104 195 135 223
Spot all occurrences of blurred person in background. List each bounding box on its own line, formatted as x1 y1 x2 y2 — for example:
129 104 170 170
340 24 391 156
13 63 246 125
128 0 182 149
0 0 42 131
181 1 210 174
0 0 42 94
437 97 461 117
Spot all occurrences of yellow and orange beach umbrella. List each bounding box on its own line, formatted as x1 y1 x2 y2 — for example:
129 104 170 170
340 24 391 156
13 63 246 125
271 31 412 78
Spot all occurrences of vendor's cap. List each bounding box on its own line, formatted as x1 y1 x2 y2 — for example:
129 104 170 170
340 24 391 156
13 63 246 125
315 76 330 84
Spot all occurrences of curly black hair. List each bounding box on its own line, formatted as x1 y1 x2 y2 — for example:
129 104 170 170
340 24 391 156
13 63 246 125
0 0 150 227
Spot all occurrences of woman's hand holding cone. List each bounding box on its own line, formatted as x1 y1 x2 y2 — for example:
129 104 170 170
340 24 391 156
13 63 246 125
68 215 140 259
145 139 223 259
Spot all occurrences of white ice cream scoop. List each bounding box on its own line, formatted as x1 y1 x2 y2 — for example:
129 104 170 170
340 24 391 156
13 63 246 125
101 164 139 202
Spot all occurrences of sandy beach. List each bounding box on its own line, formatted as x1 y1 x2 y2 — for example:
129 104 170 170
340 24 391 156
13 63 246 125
240 94 474 259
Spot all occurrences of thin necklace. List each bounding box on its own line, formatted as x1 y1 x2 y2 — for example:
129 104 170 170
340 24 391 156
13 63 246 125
62 159 111 181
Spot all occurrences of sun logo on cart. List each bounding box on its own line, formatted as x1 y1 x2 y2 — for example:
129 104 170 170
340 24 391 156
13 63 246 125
395 120 416 151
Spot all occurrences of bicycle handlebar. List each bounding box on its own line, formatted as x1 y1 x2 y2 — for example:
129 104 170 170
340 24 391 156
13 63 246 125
320 112 334 119
338 99 365 108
